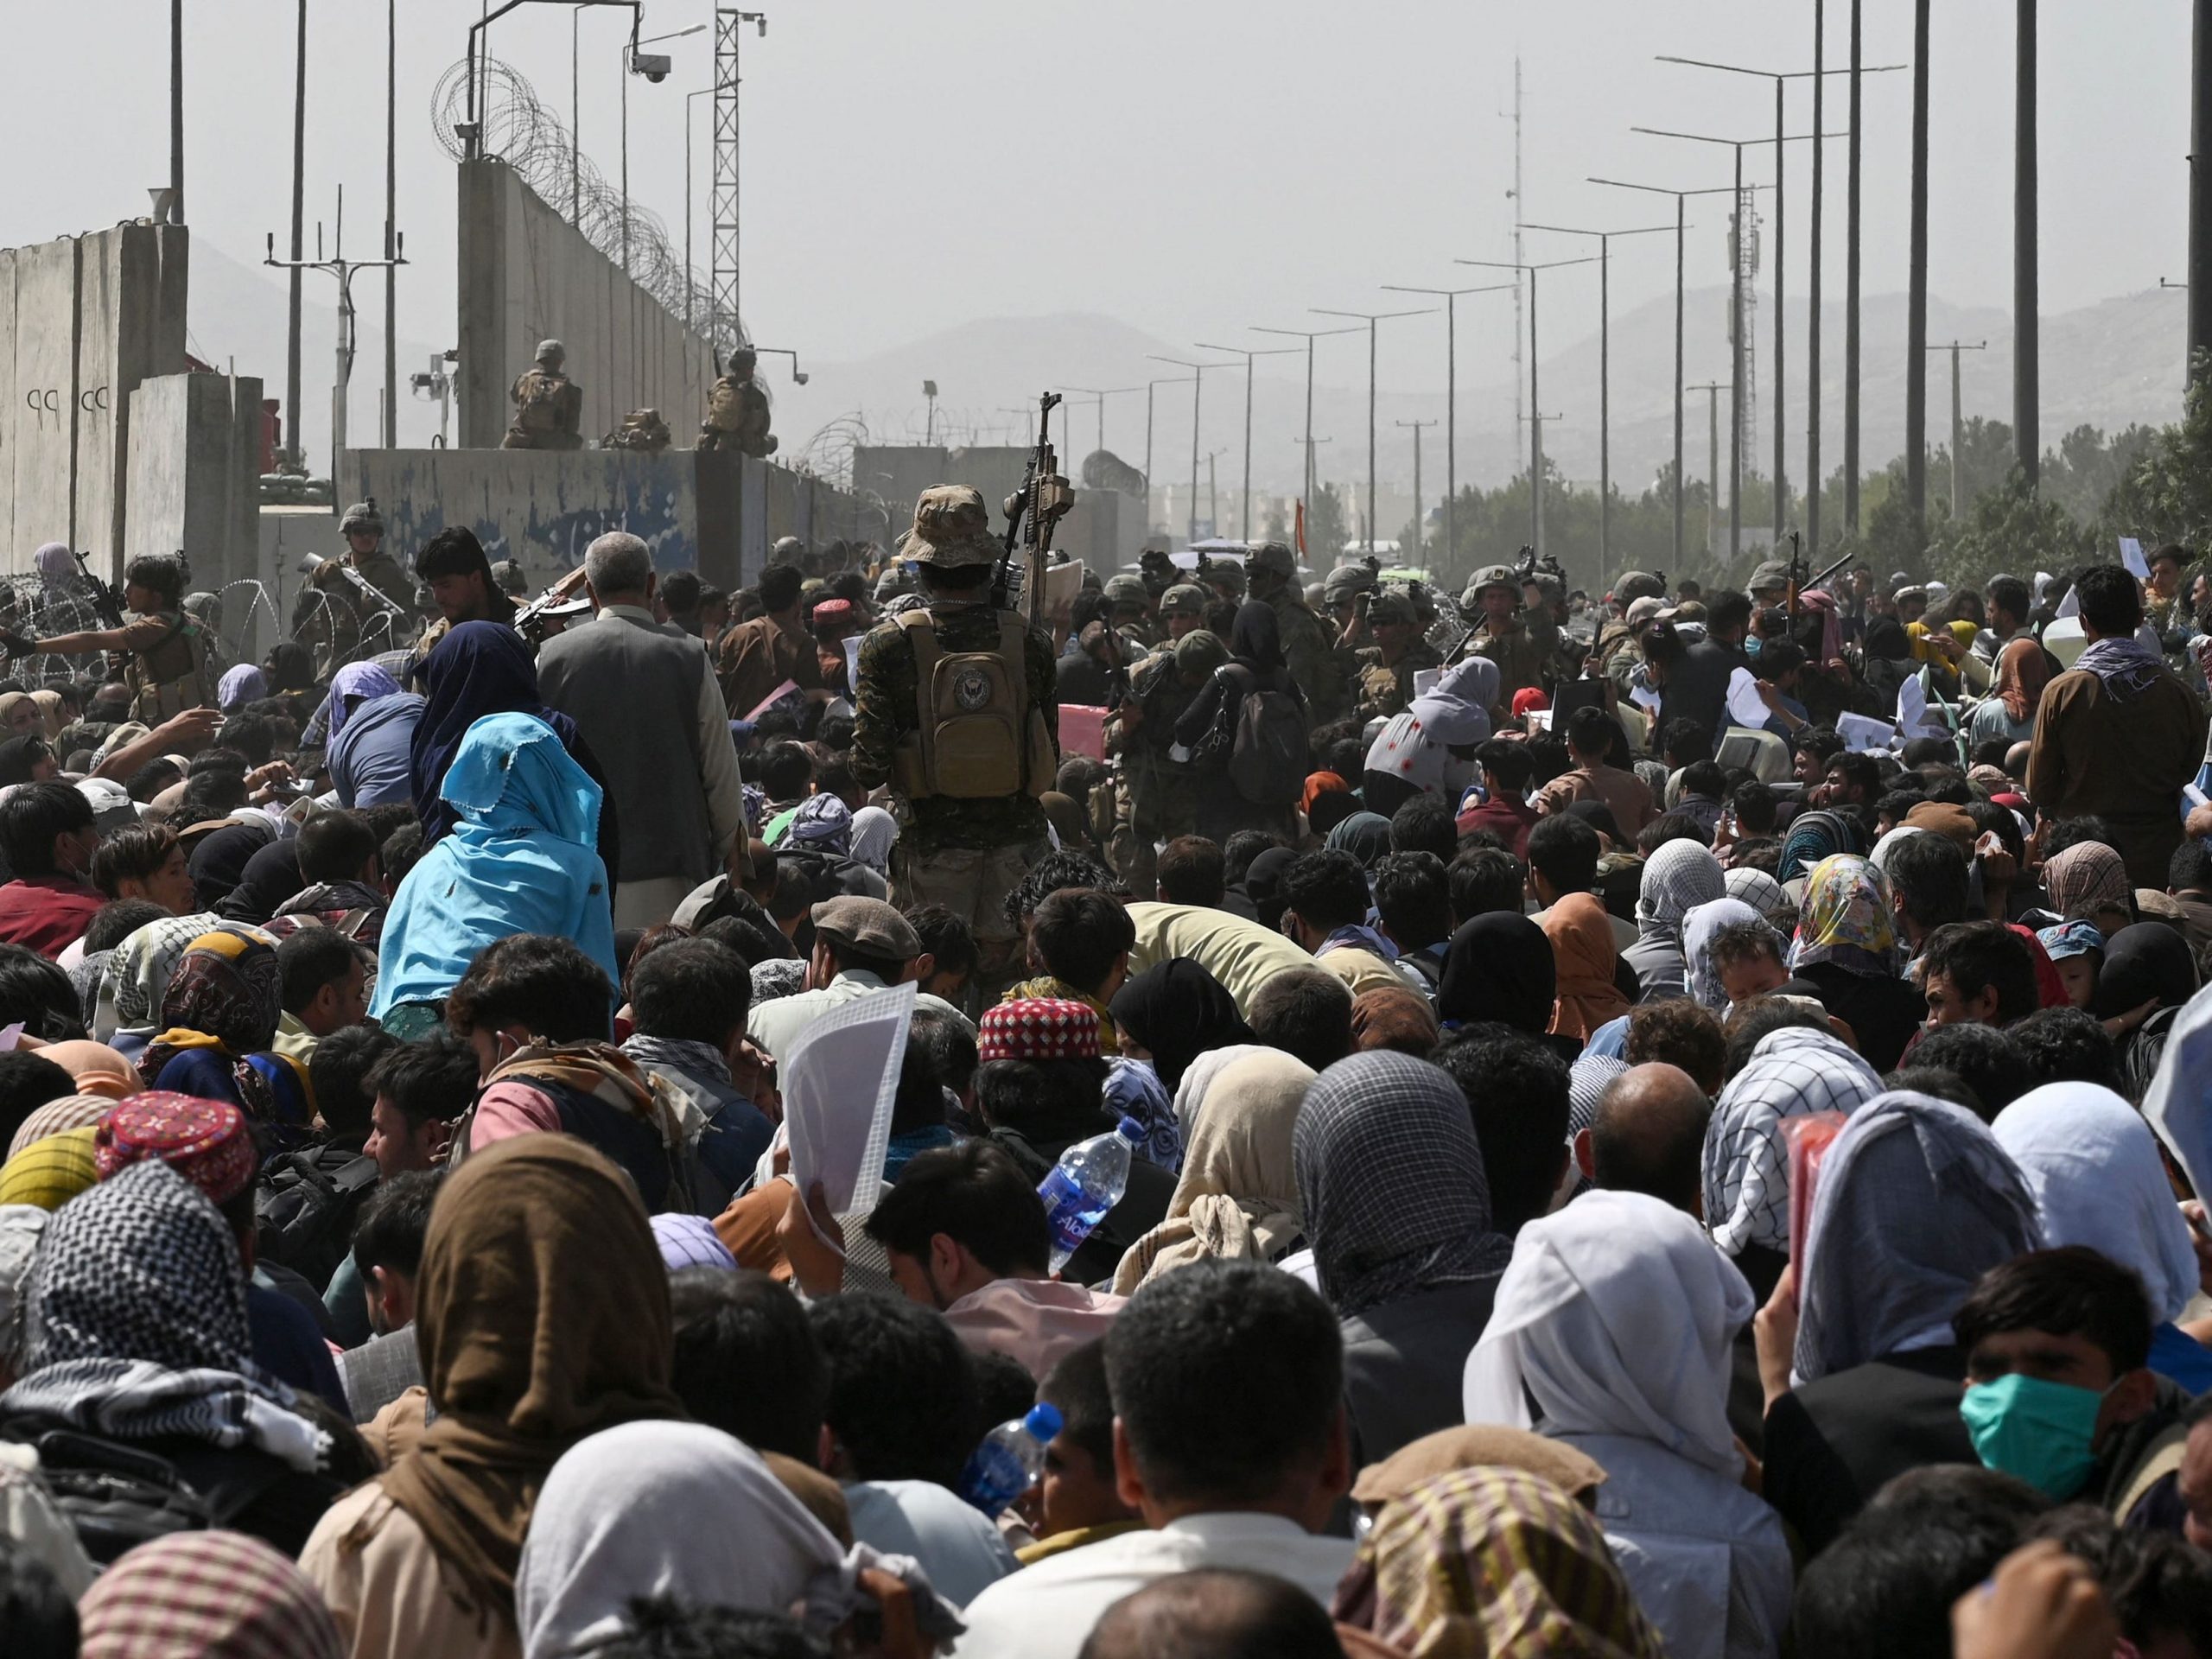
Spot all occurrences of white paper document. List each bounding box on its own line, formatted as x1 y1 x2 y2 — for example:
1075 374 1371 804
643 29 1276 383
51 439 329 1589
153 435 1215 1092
1836 711 1897 753
781 981 916 1231
1724 667 1770 730
2120 537 2150 579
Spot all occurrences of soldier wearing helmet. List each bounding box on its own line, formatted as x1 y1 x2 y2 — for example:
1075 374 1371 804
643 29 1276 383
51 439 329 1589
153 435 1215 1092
1459 563 1552 714
289 499 418 671
849 485 1058 997
1156 582 1210 644
504 340 584 451
1319 562 1378 634
1103 572 1158 653
1245 540 1349 725
700 346 777 456
1349 587 1443 722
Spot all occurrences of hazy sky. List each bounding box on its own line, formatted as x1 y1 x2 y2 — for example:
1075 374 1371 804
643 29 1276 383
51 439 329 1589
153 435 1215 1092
0 0 2192 458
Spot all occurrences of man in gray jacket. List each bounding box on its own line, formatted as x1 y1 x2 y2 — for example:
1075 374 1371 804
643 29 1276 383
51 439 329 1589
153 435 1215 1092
538 532 749 927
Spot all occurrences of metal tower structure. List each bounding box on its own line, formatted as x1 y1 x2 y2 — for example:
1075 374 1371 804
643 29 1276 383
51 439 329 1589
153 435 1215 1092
710 10 766 354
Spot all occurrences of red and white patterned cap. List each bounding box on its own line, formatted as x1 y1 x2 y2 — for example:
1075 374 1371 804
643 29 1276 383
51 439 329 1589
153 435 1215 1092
93 1092 257 1207
977 998 1103 1064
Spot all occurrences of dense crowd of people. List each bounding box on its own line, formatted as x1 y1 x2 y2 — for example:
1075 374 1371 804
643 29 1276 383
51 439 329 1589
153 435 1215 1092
0 510 2210 1659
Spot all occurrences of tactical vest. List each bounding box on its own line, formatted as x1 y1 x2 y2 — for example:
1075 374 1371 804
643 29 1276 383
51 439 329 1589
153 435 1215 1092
517 371 567 434
125 612 212 722
891 609 1055 801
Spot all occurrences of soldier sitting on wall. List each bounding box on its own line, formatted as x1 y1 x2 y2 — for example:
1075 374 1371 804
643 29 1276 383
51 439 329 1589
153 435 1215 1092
505 339 585 451
699 347 776 457
603 408 672 452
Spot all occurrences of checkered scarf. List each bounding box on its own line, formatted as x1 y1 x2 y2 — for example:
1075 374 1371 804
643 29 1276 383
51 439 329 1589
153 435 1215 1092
2 1160 328 1472
1703 1025 1884 1257
1293 1052 1512 1319
78 1529 342 1659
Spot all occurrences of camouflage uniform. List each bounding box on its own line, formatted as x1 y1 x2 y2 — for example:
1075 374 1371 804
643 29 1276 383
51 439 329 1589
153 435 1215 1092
850 485 1057 995
503 340 583 451
1106 636 1219 895
1348 588 1441 722
603 408 672 452
699 349 777 456
1459 564 1555 713
1103 574 1159 654
1249 542 1350 726
290 501 417 674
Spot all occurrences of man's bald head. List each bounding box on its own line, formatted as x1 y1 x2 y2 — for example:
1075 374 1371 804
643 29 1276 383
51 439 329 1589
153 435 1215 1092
1590 1062 1712 1217
1077 1569 1344 1659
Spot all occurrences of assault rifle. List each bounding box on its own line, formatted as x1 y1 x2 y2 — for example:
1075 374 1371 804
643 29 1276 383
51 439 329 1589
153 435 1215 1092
997 391 1074 626
512 564 592 643
73 549 128 632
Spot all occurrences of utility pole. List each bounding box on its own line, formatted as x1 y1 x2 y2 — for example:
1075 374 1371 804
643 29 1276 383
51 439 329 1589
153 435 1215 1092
1396 419 1434 559
1379 284 1513 573
2193 0 2212 381
1907 0 1932 530
1809 0 1825 552
1310 308 1433 554
1148 356 1235 544
383 0 398 448
1516 223 1673 569
286 0 306 469
266 193 405 493
1252 325 1362 515
1847 0 1864 534
1690 381 1727 561
1927 340 1986 522
1502 58 1526 430
1192 348 1296 544
2015 0 2038 486
1456 257 1597 562
168 0 184 223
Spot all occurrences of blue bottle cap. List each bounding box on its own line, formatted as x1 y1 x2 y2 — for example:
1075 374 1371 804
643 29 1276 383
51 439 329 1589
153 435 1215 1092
1024 1402 1065 1441
1116 1116 1146 1141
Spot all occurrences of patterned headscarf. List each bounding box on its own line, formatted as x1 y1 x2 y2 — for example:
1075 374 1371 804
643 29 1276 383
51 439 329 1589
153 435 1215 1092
94 1094 257 1206
1682 897 1769 1011
1789 854 1897 978
1704 1025 1884 1258
1633 838 1725 945
0 1128 100 1211
1778 809 1862 883
1294 1052 1512 1319
1724 866 1788 918
1332 1466 1667 1659
100 912 225 1038
2045 841 2134 931
0 1205 47 1373
651 1213 739 1274
6 1094 115 1160
78 1529 344 1659
156 932 283 1058
786 792 853 856
977 998 1103 1064
217 664 270 713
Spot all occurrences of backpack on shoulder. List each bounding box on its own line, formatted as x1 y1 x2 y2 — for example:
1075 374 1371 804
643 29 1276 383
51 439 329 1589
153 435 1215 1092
1209 664 1308 808
254 1144 382 1292
890 610 1056 800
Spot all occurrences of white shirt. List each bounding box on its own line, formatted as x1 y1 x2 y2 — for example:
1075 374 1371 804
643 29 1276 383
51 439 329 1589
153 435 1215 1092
744 969 969 1061
952 1511 1354 1659
842 1479 1019 1611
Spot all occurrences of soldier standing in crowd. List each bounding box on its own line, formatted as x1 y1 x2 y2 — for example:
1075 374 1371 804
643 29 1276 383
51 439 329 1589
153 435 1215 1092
6 554 214 721
1108 626 1226 896
699 347 777 456
1461 563 1554 715
1103 574 1158 653
286 500 416 672
850 486 1057 999
1245 540 1348 726
1347 587 1443 722
504 340 585 451
1155 582 1210 644
1319 562 1377 638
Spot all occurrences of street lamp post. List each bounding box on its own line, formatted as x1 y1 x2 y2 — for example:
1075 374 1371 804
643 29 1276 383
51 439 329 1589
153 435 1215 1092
1065 387 1142 469
1378 283 1514 570
1688 381 1727 559
1452 258 1596 559
1142 376 1193 537
1193 345 1299 543
1512 224 1674 569
1395 419 1434 559
1310 307 1433 554
265 201 406 492
1251 325 1363 514
1587 176 1764 573
1926 340 1986 521
1149 356 1237 543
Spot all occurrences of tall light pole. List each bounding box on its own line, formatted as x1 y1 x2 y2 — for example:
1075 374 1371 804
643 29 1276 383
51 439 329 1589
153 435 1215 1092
1589 176 1764 572
1395 419 1434 558
1513 223 1674 569
1142 375 1192 537
1193 345 1298 543
1688 380 1727 559
2192 0 2212 383
266 201 406 490
1310 307 1433 553
1149 356 1236 543
1251 324 1362 514
285 0 305 468
1377 283 1513 571
382 0 397 448
1926 340 1986 522
1452 258 1595 560
2015 0 2037 486
1908 0 1931 531
1065 387 1141 465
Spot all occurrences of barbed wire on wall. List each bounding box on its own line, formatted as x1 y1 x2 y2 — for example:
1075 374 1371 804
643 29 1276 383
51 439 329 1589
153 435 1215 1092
432 57 746 359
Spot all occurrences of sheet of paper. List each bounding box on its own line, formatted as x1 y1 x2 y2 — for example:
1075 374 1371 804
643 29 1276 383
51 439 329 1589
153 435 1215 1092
2120 537 2150 579
743 679 802 723
1725 666 1770 729
1836 711 1897 753
782 981 915 1233
1040 558 1088 620
842 633 863 690
1522 708 1550 733
2055 583 2082 620
1896 673 1930 738
1629 682 1662 714
1411 667 1442 701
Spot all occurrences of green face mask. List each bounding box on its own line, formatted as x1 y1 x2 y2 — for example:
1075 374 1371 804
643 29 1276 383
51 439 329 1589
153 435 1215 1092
1959 1371 2106 1499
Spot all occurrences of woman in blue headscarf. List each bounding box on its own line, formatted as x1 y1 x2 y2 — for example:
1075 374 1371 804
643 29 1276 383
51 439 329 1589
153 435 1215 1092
372 712 620 1031
407 620 619 877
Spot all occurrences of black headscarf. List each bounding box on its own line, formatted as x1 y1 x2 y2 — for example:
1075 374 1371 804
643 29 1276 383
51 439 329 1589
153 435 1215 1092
409 620 578 845
187 820 276 912
2093 922 2200 1019
1228 601 1285 672
1862 616 1911 660
0 735 52 787
1240 846 1297 931
263 640 316 692
1439 912 1555 1033
1109 959 1255 1091
216 838 303 925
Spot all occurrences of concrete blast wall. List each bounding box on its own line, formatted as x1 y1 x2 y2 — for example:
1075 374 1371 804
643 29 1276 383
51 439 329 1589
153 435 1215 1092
854 443 1143 577
126 372 264 596
457 161 716 451
0 225 188 576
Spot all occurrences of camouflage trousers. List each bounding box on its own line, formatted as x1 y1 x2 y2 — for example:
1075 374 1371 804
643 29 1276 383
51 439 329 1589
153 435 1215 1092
890 839 1037 1004
1108 772 1198 900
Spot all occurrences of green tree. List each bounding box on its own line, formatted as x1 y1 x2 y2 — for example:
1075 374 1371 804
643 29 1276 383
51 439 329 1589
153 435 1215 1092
2103 365 2212 551
1304 483 1351 566
1927 470 2094 591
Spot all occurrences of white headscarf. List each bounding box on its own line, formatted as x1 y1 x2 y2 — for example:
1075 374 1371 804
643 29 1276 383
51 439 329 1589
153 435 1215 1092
1634 839 1726 947
517 1421 863 1657
1993 1082 2200 1324
1868 823 1929 875
1171 1041 1271 1141
1681 897 1768 1012
849 806 899 874
1463 1189 1752 1478
1703 1025 1883 1258
1724 867 1788 918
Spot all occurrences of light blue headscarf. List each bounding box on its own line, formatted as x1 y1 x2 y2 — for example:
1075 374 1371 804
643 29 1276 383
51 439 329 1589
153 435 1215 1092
370 712 618 1020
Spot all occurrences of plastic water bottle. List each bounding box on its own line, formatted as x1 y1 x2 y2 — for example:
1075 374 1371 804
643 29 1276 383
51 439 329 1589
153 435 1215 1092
957 1402 1065 1516
1037 1116 1142 1273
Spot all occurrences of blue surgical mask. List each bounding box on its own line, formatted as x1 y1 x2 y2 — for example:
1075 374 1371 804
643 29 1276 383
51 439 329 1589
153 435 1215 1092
1959 1372 2106 1498
1744 633 1764 659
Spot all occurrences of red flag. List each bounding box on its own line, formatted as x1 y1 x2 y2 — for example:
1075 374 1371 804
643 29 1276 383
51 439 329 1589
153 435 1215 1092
1294 499 1306 557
